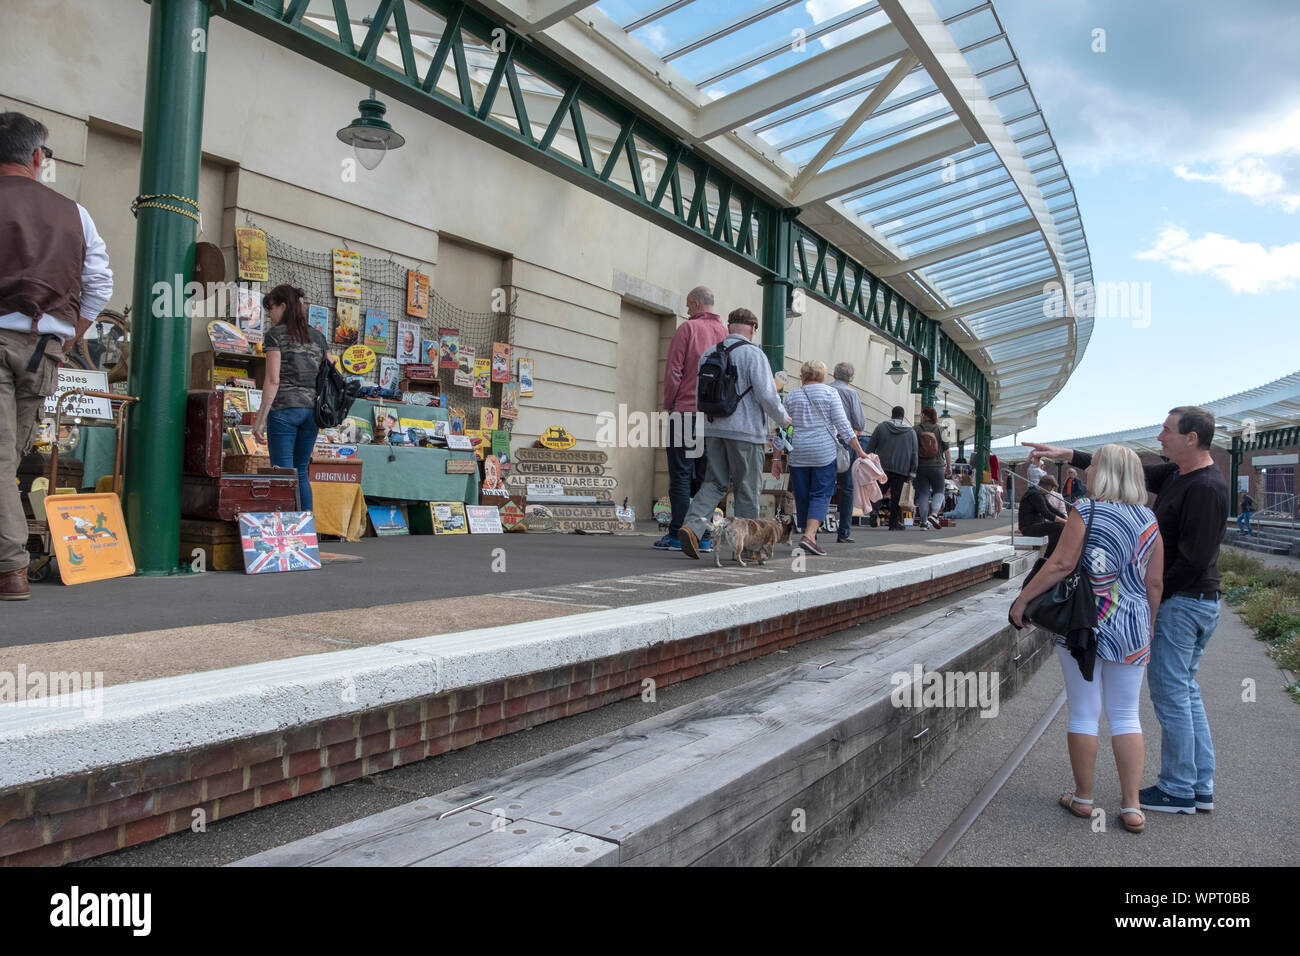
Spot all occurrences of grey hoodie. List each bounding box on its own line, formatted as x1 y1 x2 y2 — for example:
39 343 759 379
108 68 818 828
864 418 918 477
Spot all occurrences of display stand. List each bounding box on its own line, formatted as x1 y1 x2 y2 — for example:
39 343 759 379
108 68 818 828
343 399 478 503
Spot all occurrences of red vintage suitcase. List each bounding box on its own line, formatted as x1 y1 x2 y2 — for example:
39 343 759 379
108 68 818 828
181 473 299 521
184 390 225 478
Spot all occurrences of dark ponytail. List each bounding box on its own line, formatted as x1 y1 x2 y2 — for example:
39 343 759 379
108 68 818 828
263 284 311 344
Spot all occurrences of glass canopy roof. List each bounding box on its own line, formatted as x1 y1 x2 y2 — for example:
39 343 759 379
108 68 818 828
299 0 1092 436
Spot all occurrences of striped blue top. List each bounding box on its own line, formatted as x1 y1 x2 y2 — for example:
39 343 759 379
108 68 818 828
1055 499 1161 665
783 384 855 468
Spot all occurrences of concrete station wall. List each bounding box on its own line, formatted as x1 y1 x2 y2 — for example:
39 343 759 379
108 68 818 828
3 0 923 516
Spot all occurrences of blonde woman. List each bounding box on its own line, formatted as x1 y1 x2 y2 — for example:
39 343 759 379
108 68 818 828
777 360 866 555
1010 444 1163 834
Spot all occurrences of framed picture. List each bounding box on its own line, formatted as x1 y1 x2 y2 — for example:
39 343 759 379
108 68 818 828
396 321 420 364
431 501 467 534
406 270 429 318
517 357 534 396
239 512 321 573
367 504 409 536
363 309 389 349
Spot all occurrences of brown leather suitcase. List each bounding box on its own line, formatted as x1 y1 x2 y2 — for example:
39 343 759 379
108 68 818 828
184 390 225 478
181 473 299 521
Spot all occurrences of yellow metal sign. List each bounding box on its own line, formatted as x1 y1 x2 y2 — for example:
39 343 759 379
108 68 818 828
341 344 376 375
539 425 576 449
46 494 135 585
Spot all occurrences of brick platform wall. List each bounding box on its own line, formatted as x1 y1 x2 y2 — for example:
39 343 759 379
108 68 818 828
0 559 1002 865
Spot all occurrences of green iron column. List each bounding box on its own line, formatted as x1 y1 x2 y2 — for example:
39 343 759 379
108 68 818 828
1229 436 1241 517
759 207 797 374
124 0 214 574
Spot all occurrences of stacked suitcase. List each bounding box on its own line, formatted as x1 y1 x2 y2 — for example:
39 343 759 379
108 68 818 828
181 390 298 569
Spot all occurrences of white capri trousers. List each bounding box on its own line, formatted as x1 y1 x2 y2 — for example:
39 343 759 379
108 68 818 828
1056 647 1144 736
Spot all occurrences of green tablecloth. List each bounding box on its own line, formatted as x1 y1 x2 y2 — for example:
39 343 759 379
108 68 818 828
348 400 476 502
352 445 477 502
69 425 118 490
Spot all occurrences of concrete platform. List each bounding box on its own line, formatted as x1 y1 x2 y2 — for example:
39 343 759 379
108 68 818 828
234 577 1042 867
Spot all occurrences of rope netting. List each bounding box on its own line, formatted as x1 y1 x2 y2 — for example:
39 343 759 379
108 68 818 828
255 227 516 430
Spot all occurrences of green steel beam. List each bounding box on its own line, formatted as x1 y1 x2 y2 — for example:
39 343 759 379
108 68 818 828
125 0 214 574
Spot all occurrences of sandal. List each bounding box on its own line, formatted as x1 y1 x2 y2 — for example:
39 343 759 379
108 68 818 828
1059 792 1093 819
1119 807 1145 833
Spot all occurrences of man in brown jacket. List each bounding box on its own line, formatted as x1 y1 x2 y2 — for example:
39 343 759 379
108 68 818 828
0 112 114 599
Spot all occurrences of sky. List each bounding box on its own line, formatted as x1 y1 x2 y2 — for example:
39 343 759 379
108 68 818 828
596 0 1300 445
977 0 1300 443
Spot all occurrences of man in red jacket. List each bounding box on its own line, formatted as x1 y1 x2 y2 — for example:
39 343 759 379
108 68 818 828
656 286 726 550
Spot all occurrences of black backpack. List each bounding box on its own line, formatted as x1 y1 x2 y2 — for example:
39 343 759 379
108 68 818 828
314 349 361 428
697 339 754 421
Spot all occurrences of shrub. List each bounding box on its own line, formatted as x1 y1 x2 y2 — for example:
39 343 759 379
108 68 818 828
1258 611 1300 642
1225 584 1253 606
1275 636 1300 674
1219 550 1266 577
1247 567 1293 591
1240 588 1297 632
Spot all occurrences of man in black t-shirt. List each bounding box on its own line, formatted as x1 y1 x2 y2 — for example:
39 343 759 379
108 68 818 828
1027 405 1228 816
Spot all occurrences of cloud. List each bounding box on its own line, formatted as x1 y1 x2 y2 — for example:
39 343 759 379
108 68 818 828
805 0 876 49
1135 227 1300 294
1172 109 1300 212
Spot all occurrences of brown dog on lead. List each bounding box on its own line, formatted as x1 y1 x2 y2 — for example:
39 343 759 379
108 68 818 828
714 515 793 567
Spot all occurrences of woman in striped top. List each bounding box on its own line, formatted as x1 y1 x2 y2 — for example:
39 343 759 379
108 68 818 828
776 360 866 555
1010 443 1164 833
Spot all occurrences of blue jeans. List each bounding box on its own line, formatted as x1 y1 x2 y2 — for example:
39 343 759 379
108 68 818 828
267 406 319 511
835 464 855 538
790 462 838 531
666 413 705 537
1237 511 1253 534
1147 595 1220 798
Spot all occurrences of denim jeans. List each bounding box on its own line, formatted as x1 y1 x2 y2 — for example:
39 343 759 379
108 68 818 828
1237 511 1253 534
913 464 946 524
1147 595 1220 798
267 405 319 511
835 464 855 537
666 413 705 537
790 461 838 530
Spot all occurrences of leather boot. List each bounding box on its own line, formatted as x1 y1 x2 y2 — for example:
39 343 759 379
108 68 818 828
0 568 31 601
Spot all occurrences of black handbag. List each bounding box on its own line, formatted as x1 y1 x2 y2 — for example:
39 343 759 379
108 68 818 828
1025 501 1099 679
313 355 360 428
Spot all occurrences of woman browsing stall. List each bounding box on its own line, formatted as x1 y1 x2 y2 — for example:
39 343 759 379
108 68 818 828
252 285 333 511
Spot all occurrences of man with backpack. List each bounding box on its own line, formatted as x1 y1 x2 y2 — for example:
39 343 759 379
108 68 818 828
656 286 728 551
678 308 790 560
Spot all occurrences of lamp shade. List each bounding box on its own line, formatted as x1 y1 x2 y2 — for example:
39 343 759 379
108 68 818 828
886 359 907 384
337 98 405 170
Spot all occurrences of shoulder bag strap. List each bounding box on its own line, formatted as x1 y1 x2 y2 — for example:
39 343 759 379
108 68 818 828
803 386 841 445
1072 500 1096 575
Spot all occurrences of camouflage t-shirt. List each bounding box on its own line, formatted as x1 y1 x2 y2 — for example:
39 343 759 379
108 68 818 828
264 324 327 410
